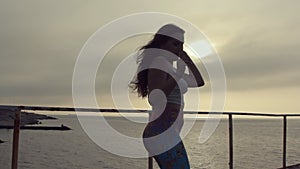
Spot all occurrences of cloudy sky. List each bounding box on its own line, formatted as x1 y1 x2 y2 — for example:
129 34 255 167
0 0 299 114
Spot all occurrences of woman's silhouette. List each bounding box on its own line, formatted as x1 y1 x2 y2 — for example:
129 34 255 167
131 24 205 169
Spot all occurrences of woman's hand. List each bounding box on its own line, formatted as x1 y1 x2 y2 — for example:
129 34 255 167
178 51 205 87
176 58 186 78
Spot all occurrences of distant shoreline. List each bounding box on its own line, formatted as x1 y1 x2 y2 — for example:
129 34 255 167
0 110 56 127
0 111 72 134
0 125 71 130
0 110 58 143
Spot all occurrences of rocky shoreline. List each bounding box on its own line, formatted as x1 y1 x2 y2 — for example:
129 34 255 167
0 110 70 143
0 110 56 127
0 110 54 143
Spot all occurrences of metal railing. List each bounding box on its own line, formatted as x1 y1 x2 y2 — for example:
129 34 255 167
0 105 299 169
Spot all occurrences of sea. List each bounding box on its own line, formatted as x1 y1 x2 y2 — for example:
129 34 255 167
0 114 299 169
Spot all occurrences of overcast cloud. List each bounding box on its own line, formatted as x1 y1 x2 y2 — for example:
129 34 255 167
0 0 299 113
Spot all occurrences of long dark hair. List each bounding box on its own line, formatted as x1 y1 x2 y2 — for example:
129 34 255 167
130 24 184 98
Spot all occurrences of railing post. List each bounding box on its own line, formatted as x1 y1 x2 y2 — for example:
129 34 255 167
11 107 21 169
148 156 153 169
228 114 233 169
282 115 287 169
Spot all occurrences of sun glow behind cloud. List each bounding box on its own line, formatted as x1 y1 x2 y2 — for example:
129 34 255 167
185 39 213 60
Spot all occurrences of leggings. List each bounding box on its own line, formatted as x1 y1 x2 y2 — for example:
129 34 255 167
153 141 190 169
143 115 190 169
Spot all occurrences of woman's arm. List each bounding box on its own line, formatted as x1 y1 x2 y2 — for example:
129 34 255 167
147 56 186 95
178 51 205 87
148 68 178 96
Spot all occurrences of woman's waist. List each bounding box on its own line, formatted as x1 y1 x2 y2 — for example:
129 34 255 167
144 105 184 137
149 103 183 123
148 88 184 107
166 88 184 105
152 102 183 112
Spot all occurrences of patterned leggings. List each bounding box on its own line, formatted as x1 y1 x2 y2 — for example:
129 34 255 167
143 116 190 169
153 141 190 169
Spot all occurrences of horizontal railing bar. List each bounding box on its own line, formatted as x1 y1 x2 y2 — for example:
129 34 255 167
0 105 149 113
209 112 300 117
1 105 300 117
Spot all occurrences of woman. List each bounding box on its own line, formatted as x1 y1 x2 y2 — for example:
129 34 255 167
131 24 205 169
